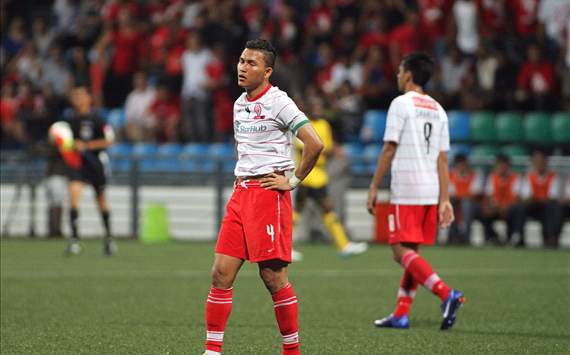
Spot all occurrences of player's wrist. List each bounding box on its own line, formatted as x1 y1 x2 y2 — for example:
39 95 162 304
288 174 301 189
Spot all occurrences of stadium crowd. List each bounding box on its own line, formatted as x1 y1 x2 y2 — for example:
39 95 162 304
1 0 569 146
1 0 569 247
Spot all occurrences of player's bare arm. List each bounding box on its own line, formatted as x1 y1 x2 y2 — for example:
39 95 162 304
86 138 113 150
260 124 323 191
81 126 115 151
367 141 397 215
437 151 454 228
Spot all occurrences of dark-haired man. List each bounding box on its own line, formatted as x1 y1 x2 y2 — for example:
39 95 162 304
480 154 524 246
65 84 115 255
520 150 561 248
202 39 323 355
448 153 484 244
367 53 464 331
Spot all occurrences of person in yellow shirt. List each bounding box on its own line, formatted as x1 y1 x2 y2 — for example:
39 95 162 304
292 97 368 260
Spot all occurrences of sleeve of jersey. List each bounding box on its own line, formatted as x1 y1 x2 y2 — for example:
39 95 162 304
274 95 310 136
383 98 405 143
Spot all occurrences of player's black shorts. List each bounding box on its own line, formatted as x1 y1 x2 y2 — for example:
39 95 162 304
295 185 329 211
67 158 107 195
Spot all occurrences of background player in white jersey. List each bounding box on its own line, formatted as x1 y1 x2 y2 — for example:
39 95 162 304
202 39 323 355
367 53 464 331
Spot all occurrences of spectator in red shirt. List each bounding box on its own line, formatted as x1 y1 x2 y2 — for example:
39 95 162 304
102 0 141 23
516 43 557 110
507 0 539 38
389 9 426 70
417 0 452 55
206 44 233 142
358 13 390 51
0 82 26 145
306 0 335 41
100 8 146 108
150 83 180 143
476 0 507 39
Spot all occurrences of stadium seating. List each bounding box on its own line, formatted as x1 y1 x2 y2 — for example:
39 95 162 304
502 144 529 172
363 143 382 173
470 144 499 167
496 112 524 143
105 108 126 130
360 110 387 143
132 143 158 172
344 142 365 174
524 112 552 144
448 111 471 142
180 143 210 172
449 144 471 163
156 144 184 172
208 143 236 172
551 112 570 144
107 143 133 173
501 144 528 158
100 110 564 176
470 112 496 143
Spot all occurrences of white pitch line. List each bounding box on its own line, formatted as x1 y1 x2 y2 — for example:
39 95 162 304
1 268 569 279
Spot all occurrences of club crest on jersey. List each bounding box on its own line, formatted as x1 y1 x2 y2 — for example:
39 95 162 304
253 103 265 120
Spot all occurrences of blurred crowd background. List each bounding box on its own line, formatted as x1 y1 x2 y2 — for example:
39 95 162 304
1 0 569 147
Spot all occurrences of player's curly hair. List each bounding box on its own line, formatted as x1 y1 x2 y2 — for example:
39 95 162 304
245 39 277 68
402 52 434 88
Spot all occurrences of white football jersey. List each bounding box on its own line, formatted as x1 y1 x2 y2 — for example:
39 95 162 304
233 85 310 177
384 91 450 205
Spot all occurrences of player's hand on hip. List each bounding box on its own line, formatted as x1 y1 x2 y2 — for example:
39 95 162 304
260 173 292 191
438 200 454 228
367 187 377 215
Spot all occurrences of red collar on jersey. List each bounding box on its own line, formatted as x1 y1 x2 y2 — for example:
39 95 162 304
247 83 272 102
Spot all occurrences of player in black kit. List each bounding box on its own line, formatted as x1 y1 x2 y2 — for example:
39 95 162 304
65 84 116 255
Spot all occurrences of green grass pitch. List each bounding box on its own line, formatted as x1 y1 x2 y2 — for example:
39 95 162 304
1 239 569 354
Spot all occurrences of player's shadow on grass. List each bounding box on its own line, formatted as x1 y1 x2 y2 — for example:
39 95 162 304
452 329 569 341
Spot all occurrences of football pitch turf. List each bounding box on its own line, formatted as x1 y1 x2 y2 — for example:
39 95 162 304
1 240 569 354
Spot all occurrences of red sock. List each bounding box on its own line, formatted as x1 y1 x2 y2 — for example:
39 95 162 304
393 271 418 317
272 283 300 355
401 251 450 302
205 287 232 352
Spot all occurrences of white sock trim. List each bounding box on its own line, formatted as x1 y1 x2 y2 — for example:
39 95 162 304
424 273 440 290
206 331 224 342
282 332 299 345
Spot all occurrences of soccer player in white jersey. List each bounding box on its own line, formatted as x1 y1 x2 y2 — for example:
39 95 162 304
367 53 465 331
202 39 323 355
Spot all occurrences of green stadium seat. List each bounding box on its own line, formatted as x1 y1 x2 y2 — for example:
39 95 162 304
551 112 570 144
524 112 552 144
496 112 524 143
501 145 529 173
470 112 496 143
469 144 499 168
501 144 528 158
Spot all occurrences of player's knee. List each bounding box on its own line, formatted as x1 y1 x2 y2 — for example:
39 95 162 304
392 251 403 264
259 269 285 293
210 266 233 289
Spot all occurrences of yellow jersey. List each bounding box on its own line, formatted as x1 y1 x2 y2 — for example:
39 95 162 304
294 118 333 189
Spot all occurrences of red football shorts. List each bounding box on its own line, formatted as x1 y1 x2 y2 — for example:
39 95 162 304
215 179 293 263
388 204 437 245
